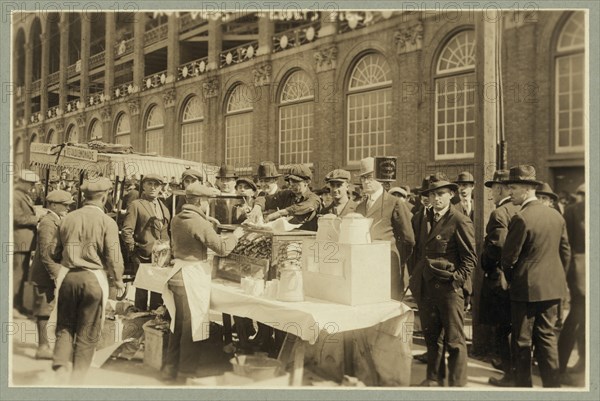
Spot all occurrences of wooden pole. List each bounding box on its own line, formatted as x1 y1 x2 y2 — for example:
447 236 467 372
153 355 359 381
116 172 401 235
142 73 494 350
42 168 50 208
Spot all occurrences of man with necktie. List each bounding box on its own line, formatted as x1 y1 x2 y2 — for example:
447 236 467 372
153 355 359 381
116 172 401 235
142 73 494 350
452 171 475 221
319 169 358 217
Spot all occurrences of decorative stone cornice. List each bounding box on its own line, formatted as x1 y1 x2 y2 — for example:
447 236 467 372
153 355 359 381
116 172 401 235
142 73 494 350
253 63 272 87
100 106 112 122
76 115 86 127
128 99 140 116
54 119 65 131
394 21 423 54
202 79 219 99
162 89 177 108
314 46 338 73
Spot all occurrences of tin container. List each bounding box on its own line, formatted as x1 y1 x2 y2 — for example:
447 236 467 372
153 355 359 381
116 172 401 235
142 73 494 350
374 156 398 182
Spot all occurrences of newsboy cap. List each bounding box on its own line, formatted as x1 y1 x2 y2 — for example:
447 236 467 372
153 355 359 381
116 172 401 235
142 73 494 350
141 174 165 185
389 186 408 198
236 177 258 192
285 164 312 182
19 169 40 183
325 169 352 183
46 189 75 205
181 169 203 182
81 177 113 194
185 182 219 197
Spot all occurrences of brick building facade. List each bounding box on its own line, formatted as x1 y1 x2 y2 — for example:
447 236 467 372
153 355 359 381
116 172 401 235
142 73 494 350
11 10 586 192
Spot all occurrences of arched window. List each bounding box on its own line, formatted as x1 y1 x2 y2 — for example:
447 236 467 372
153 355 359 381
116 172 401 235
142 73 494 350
555 12 585 153
279 70 314 165
434 30 476 159
145 105 164 154
47 129 57 144
66 124 78 143
89 119 103 141
114 113 131 145
347 53 392 163
14 137 24 169
225 84 253 166
181 96 204 162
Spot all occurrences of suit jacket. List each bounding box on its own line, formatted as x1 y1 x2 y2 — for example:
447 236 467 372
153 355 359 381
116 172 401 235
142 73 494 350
355 191 415 266
481 198 520 273
319 199 358 217
255 189 321 231
409 205 477 303
452 196 474 221
13 186 38 252
121 196 171 260
30 211 63 287
501 200 571 302
563 201 585 297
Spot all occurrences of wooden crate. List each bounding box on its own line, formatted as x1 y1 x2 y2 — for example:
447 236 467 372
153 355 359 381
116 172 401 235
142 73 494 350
143 325 169 370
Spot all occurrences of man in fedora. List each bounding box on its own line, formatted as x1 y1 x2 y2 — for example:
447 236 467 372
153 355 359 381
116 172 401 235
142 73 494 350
452 171 475 221
501 165 571 387
247 164 321 231
409 173 477 386
536 182 560 212
29 190 74 360
479 170 520 386
558 183 586 385
355 157 415 301
13 169 42 318
255 161 282 197
319 169 358 217
121 174 171 310
216 164 238 195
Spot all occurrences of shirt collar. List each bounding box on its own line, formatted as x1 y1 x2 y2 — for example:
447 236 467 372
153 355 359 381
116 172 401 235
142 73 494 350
369 186 384 203
83 201 105 212
521 196 537 208
498 196 511 206
48 209 60 219
432 204 451 218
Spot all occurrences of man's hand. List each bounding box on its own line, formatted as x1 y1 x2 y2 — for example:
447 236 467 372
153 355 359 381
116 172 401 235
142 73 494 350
246 205 263 223
113 280 126 292
265 211 281 222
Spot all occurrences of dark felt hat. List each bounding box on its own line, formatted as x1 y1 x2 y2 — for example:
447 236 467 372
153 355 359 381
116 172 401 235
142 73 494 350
536 182 558 202
420 173 458 195
504 165 543 186
484 169 510 188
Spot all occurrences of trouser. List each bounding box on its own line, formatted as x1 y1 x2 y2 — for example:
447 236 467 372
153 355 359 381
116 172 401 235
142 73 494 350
511 299 561 387
13 252 31 311
135 289 163 311
558 294 585 373
494 322 512 374
163 276 203 375
420 280 467 386
53 269 104 383
233 316 255 351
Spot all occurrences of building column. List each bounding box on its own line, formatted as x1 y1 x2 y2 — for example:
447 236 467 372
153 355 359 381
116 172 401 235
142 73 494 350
167 15 180 80
319 10 338 37
59 14 69 129
80 13 91 105
133 12 146 88
257 16 274 56
163 90 177 157
104 13 115 98
207 18 222 71
24 41 32 124
40 31 49 121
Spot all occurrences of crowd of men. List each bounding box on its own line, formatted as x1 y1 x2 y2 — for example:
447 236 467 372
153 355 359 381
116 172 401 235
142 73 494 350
12 158 585 387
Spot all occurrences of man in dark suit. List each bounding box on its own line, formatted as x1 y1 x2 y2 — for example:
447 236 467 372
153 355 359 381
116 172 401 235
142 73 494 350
13 169 42 318
355 157 415 301
452 171 475 222
558 183 586 384
501 165 571 388
319 169 358 217
409 173 477 386
478 170 520 386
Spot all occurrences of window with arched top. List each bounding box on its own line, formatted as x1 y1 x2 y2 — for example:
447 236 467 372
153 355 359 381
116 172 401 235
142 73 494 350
14 137 24 169
225 85 253 166
434 30 476 160
181 96 204 162
279 70 314 165
66 124 79 143
114 113 131 145
89 119 103 141
47 129 57 144
145 105 164 154
347 53 392 163
555 12 585 153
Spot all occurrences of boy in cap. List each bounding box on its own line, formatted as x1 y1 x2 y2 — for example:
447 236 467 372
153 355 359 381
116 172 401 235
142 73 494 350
13 169 42 318
232 177 258 224
121 174 171 310
53 178 125 383
320 169 358 217
389 186 408 202
29 190 74 359
165 169 204 215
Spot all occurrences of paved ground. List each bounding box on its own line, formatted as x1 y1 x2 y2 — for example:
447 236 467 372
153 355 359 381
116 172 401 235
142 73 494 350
9 312 584 388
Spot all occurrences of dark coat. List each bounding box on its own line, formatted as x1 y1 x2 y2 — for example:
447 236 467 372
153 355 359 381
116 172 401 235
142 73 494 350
451 196 474 222
121 196 171 260
319 199 358 217
409 205 477 304
563 201 585 298
30 211 63 287
13 187 38 252
501 200 571 302
255 189 321 231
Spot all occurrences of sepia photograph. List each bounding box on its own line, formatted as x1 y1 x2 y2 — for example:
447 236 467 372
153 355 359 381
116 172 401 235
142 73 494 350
2 1 596 398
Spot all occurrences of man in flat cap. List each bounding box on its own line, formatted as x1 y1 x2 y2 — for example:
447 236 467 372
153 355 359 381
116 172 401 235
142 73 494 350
29 190 74 360
161 182 244 381
558 183 586 385
247 164 321 231
255 161 282 197
53 178 125 384
355 157 415 301
501 165 571 387
13 169 42 318
452 171 475 222
389 186 408 202
410 173 477 386
121 174 171 310
320 169 358 217
232 177 258 225
479 170 520 386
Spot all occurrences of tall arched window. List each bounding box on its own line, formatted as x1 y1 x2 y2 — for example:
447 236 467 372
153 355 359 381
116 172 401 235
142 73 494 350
66 124 79 143
555 12 585 153
181 96 204 162
225 85 253 166
14 137 24 170
145 105 164 154
279 70 314 165
114 113 131 145
434 30 476 160
47 129 57 144
347 53 392 163
89 119 103 141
